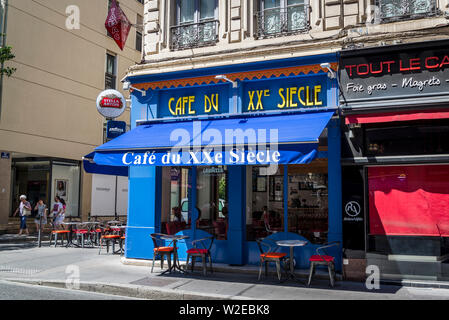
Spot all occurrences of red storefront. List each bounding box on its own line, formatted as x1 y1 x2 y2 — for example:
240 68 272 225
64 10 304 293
339 39 449 281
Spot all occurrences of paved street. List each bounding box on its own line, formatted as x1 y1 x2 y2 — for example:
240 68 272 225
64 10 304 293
1 241 449 300
0 279 136 300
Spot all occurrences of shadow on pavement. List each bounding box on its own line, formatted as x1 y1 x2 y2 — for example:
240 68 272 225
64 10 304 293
147 268 401 295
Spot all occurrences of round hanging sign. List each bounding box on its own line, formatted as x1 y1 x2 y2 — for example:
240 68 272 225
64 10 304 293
96 89 126 119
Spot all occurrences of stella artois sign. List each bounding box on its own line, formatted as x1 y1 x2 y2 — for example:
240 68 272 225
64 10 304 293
105 0 131 50
96 89 127 119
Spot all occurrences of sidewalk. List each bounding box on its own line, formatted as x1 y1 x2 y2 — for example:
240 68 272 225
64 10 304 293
1 242 449 300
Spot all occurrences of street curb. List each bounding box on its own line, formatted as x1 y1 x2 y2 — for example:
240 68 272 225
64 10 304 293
121 257 344 281
6 278 252 300
380 279 449 290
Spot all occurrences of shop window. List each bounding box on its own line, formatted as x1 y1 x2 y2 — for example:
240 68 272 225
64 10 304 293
246 166 284 241
11 161 50 217
170 0 219 51
364 120 449 157
376 0 437 23
50 162 80 217
196 166 228 240
246 163 328 243
287 164 328 244
368 165 449 237
161 167 191 235
255 0 309 39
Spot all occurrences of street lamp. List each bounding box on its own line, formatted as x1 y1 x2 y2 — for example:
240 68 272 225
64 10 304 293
215 75 238 88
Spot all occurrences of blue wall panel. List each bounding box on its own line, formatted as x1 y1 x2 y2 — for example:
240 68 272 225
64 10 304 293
125 166 159 259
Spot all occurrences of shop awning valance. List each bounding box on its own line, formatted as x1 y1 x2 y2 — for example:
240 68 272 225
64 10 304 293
83 152 128 176
84 111 335 169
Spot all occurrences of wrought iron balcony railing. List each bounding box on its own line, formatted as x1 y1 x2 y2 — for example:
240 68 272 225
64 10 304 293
170 20 219 51
377 0 438 22
255 4 310 39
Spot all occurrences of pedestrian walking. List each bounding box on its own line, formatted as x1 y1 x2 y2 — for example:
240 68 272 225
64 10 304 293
50 196 64 229
34 199 48 233
54 197 66 229
13 195 31 235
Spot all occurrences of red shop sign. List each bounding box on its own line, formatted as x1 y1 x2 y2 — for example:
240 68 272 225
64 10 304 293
105 0 131 50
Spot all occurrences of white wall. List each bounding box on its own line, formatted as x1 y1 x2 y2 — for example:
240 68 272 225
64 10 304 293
91 174 128 217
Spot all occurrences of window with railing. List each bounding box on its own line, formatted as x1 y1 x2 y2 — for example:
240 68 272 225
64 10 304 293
256 0 309 39
376 0 437 22
170 0 219 51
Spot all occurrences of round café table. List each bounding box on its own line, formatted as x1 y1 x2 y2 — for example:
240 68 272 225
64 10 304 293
61 222 82 248
276 239 308 282
159 234 189 275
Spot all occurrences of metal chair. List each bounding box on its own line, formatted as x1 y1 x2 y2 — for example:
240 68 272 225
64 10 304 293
186 236 214 275
150 233 175 273
307 241 340 287
49 230 70 247
98 234 121 254
256 238 287 282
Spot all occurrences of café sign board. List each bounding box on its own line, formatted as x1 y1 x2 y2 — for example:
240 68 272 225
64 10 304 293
340 40 449 108
96 89 127 119
158 74 330 118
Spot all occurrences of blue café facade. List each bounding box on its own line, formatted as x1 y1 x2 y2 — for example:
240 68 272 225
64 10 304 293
87 53 343 271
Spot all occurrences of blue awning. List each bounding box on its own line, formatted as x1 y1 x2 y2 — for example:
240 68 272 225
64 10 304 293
83 152 128 176
85 111 334 168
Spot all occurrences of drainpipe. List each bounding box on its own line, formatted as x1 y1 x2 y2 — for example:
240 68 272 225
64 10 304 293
0 0 9 122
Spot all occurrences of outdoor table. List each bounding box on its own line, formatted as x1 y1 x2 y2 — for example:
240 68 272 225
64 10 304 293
276 239 308 282
61 222 82 248
159 234 189 275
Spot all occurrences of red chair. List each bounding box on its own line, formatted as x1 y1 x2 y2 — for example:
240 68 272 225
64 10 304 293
186 236 214 276
50 230 70 247
166 222 177 235
73 229 88 248
150 233 175 273
98 234 121 254
307 241 340 287
256 238 287 282
213 220 227 240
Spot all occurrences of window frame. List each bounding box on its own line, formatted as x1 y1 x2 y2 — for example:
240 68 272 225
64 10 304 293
135 14 143 52
105 53 117 90
170 0 219 51
375 0 438 23
256 0 310 39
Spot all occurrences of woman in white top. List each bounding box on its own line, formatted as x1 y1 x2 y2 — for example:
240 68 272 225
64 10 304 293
13 195 31 235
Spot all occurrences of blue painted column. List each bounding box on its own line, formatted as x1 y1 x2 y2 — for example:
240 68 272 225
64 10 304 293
190 166 197 238
327 118 343 271
125 166 160 259
227 165 246 265
284 164 288 235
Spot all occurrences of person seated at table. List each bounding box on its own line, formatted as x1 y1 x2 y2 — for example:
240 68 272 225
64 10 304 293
172 206 184 223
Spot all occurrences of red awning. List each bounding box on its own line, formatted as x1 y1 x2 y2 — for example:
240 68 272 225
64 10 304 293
345 109 449 125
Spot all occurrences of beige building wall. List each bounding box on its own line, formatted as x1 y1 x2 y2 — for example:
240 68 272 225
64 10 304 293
0 0 143 222
130 0 449 78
